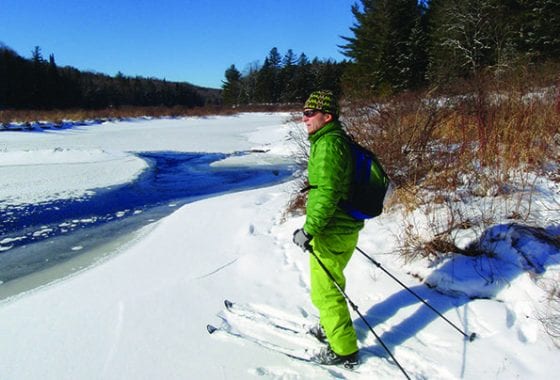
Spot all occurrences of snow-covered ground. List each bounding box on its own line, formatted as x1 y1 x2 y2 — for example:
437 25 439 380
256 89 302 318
0 113 559 379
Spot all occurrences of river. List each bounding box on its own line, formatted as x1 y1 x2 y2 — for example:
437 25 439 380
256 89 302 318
0 151 294 298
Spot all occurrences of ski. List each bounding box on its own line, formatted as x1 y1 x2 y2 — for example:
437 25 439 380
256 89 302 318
223 299 315 338
207 300 362 374
206 323 358 376
206 323 313 363
206 324 356 372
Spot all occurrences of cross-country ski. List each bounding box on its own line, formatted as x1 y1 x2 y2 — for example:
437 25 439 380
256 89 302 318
207 300 364 376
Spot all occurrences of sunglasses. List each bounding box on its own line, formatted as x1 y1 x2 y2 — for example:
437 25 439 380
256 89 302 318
303 109 321 117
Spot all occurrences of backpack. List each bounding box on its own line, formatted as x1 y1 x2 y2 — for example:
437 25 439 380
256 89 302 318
339 139 391 220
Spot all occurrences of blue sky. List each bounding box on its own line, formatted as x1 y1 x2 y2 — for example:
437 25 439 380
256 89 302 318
0 0 359 89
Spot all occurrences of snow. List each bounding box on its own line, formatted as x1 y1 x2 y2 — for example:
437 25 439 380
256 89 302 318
0 113 559 379
0 148 148 207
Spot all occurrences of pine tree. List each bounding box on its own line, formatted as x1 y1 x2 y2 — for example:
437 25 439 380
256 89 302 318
340 0 427 96
291 53 314 102
515 0 560 60
279 49 297 102
255 48 283 103
222 64 242 106
267 47 282 68
46 53 61 108
30 46 49 108
255 57 274 102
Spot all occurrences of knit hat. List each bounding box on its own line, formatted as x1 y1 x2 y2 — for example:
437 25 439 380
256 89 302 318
303 90 339 117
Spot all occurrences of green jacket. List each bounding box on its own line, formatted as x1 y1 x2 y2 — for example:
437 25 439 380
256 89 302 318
304 120 364 237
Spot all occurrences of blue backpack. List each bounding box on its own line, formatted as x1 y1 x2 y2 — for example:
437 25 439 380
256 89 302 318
339 140 390 220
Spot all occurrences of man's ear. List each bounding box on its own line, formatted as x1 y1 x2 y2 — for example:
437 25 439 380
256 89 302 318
324 113 334 122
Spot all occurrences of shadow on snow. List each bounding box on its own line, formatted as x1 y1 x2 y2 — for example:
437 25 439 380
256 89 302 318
357 223 560 360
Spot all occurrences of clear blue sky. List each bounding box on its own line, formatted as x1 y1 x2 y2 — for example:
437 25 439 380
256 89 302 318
0 0 359 89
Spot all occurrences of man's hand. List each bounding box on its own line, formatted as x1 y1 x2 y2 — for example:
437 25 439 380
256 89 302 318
293 228 312 252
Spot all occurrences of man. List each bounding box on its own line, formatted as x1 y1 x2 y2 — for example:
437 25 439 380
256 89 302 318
292 90 364 367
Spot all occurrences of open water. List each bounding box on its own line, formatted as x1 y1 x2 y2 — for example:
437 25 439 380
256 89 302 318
0 151 294 291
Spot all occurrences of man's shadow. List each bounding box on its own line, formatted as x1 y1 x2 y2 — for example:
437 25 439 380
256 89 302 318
355 223 560 356
357 283 472 353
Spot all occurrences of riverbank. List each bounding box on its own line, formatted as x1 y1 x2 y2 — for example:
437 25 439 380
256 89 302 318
0 105 300 127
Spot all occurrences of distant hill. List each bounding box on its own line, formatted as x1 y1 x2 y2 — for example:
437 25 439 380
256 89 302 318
0 43 222 110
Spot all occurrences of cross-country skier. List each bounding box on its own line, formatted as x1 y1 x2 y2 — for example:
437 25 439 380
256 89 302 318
293 90 363 367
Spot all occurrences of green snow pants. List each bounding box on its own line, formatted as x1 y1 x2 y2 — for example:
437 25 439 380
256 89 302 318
310 231 359 356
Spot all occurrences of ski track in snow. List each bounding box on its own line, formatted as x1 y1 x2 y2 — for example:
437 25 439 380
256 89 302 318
102 301 125 376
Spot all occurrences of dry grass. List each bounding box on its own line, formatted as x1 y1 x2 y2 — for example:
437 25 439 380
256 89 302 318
340 65 560 259
285 66 559 254
0 103 301 125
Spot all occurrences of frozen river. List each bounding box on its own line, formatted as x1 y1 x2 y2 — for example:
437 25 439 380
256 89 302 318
0 113 298 297
0 150 293 287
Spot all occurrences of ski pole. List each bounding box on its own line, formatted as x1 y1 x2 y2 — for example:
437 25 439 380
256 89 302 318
309 248 411 380
356 246 477 342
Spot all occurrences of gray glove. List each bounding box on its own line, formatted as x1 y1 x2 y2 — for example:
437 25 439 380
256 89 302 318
293 228 312 252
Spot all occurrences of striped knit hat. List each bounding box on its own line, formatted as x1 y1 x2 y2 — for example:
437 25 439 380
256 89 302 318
303 90 339 117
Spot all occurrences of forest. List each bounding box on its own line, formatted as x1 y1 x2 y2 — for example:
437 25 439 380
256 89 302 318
0 44 221 111
223 0 560 104
1 0 559 111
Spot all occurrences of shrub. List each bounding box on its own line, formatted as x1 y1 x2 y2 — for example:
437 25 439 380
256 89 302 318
339 64 560 259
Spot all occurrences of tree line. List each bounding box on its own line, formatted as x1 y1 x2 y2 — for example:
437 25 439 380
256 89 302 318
0 44 220 110
2 0 558 110
222 48 347 106
223 0 560 104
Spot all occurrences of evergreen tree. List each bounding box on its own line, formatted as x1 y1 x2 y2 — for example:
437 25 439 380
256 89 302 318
514 0 560 60
291 53 314 102
340 0 427 96
255 48 283 102
254 57 275 102
279 49 297 102
46 53 61 108
267 47 282 69
222 64 242 106
30 46 48 108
